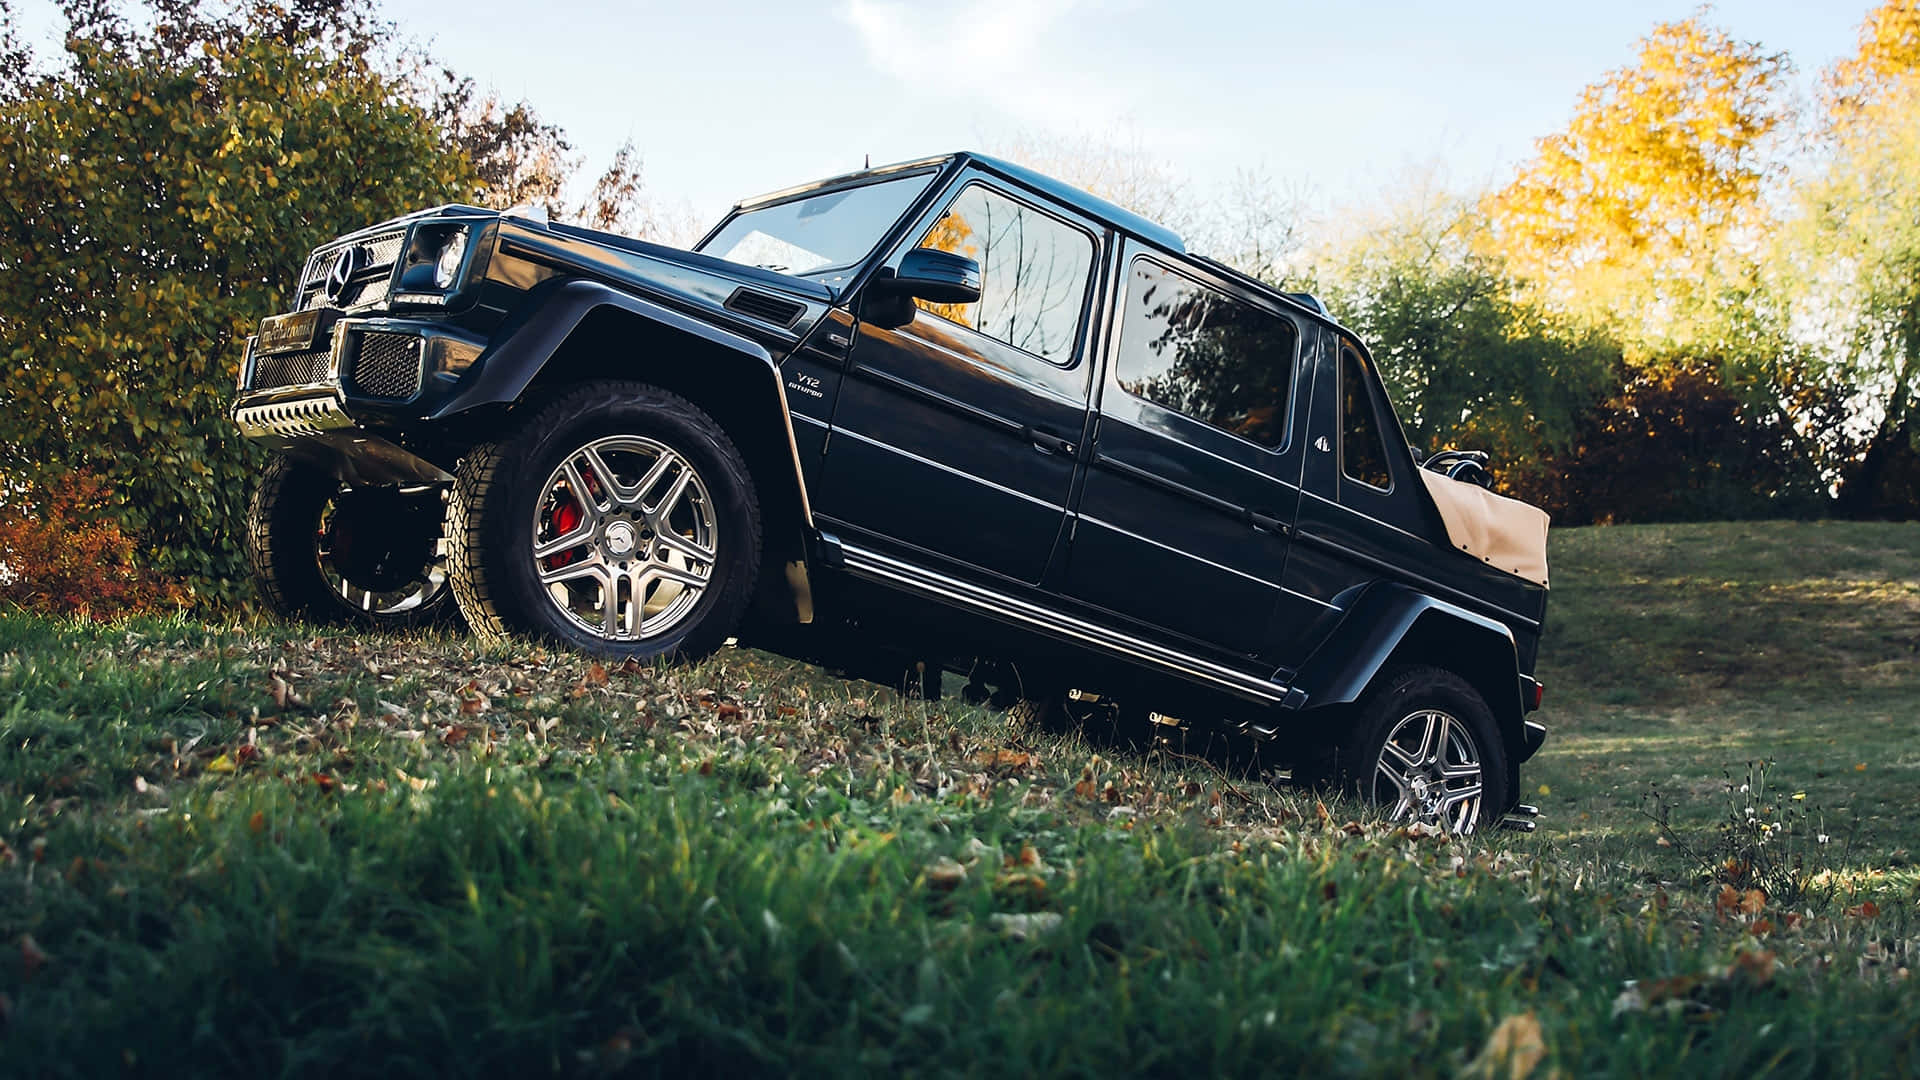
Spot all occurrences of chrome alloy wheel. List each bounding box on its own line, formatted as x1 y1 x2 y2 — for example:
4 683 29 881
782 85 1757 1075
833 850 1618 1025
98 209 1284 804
1370 708 1486 833
529 435 717 642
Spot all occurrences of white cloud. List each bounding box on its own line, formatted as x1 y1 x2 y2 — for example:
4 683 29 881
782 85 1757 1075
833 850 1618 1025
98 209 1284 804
837 0 1125 130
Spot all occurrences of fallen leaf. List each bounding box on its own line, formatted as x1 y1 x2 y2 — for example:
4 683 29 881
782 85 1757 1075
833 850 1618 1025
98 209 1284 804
205 753 237 775
1845 900 1880 919
923 857 968 892
585 662 608 687
248 811 266 834
715 702 742 720
18 935 48 981
988 912 1063 940
311 773 338 794
1462 1011 1547 1080
1728 949 1776 988
969 749 1034 770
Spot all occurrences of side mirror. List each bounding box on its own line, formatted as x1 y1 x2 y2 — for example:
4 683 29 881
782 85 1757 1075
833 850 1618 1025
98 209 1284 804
874 248 982 305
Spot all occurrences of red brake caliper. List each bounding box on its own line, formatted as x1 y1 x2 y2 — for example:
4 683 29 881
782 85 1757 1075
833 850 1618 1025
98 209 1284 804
545 496 583 569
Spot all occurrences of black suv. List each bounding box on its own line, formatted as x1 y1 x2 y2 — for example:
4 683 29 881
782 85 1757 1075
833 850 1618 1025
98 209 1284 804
232 152 1551 832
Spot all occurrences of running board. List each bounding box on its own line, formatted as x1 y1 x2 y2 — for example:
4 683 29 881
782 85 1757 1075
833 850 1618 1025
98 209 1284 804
837 542 1291 705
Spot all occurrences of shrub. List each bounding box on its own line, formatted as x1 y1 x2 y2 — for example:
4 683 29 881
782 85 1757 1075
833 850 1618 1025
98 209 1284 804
0 472 188 618
0 2 474 603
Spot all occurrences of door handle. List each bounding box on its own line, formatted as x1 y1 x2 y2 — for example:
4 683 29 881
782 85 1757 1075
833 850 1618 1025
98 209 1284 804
1249 510 1290 537
1022 425 1076 456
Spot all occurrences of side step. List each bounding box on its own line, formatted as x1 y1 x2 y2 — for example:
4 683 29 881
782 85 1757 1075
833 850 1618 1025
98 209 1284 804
1498 803 1541 833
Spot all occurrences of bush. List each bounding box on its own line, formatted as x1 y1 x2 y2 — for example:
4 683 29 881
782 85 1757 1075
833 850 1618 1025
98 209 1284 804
0 472 187 618
0 1 474 603
1506 363 1834 524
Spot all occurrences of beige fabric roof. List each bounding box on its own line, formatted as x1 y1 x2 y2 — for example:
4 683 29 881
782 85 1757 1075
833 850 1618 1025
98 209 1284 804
1416 469 1551 587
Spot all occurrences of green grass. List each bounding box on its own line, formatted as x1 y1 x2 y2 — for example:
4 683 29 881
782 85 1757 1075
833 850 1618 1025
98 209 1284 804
2 520 1918 1077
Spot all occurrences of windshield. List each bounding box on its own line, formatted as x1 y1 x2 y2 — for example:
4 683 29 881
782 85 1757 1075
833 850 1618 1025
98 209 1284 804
699 172 937 287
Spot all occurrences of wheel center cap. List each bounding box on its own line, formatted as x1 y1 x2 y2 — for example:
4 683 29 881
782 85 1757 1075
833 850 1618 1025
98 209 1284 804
1409 776 1432 803
604 521 637 557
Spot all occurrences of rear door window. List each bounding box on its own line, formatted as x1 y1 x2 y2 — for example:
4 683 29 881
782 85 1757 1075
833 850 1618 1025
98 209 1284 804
1340 346 1392 491
1111 257 1297 450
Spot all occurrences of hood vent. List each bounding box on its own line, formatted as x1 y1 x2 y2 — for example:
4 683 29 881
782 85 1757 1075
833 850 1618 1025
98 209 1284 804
724 288 805 328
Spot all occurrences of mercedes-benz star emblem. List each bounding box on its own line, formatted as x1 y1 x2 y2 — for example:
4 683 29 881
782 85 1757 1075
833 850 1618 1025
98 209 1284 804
323 246 364 303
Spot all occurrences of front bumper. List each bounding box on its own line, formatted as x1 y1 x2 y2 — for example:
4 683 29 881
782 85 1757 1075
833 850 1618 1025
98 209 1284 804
232 317 483 485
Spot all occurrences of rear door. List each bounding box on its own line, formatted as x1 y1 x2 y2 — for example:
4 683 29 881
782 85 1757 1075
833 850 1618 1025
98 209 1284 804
1060 246 1314 664
814 175 1105 585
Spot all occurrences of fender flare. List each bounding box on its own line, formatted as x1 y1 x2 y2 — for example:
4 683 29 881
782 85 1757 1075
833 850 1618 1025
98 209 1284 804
1286 581 1525 751
432 278 813 527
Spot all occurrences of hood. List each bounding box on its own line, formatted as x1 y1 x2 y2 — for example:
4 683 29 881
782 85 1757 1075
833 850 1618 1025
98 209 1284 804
488 213 836 343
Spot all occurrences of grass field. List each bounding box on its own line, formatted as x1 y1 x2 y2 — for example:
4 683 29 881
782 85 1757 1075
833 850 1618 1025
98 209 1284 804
1 521 1916 1077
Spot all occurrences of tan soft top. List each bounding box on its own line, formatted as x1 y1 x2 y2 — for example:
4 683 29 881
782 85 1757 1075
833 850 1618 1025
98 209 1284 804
1416 469 1550 587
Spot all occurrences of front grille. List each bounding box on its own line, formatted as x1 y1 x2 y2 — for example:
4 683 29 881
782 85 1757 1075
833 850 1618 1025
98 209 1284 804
347 332 424 399
249 347 331 391
295 229 407 311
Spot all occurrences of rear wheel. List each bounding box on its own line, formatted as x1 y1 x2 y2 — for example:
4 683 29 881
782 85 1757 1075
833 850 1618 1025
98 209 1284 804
1313 666 1509 834
446 380 761 660
246 454 453 626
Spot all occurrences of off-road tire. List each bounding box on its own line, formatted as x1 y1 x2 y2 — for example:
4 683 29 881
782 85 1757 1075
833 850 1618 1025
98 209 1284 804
446 380 761 660
246 454 454 627
1310 665 1510 834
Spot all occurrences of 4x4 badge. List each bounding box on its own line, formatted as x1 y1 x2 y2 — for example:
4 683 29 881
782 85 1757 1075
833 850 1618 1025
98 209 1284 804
1314 435 1331 453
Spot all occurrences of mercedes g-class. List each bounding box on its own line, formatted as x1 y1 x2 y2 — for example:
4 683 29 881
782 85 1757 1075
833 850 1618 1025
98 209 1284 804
232 152 1552 832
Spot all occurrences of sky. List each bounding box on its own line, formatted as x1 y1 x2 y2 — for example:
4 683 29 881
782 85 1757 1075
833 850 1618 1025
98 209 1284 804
6 0 1875 235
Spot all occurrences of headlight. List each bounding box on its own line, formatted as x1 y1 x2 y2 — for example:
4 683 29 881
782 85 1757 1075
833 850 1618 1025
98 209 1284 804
434 228 469 289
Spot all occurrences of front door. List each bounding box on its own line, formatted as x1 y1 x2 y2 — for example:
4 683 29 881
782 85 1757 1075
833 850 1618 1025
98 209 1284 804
1061 247 1313 663
815 177 1104 586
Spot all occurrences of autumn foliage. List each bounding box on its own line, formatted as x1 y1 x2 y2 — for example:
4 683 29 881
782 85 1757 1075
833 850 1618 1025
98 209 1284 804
0 472 187 617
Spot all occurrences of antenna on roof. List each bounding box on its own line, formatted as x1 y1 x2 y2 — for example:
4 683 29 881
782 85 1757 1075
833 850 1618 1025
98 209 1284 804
864 153 870 169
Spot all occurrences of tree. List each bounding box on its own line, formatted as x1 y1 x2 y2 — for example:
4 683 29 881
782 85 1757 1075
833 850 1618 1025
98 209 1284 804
1826 0 1920 115
1777 73 1920 516
0 0 473 598
1309 185 1619 486
1485 16 1793 352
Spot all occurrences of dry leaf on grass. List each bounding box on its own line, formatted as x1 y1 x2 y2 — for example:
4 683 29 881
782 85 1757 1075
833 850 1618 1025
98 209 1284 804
18 935 48 981
970 749 1035 770
923 857 968 892
988 912 1062 940
1462 1011 1548 1080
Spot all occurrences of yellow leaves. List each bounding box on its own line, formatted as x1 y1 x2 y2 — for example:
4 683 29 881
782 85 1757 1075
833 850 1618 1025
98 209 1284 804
1463 1012 1551 1080
1485 15 1791 343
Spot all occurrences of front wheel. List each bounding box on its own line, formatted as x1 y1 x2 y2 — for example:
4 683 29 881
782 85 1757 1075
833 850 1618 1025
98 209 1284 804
446 380 762 660
245 454 455 626
1315 666 1510 834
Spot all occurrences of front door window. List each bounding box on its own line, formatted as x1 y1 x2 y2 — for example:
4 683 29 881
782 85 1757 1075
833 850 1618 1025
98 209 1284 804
911 183 1094 368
